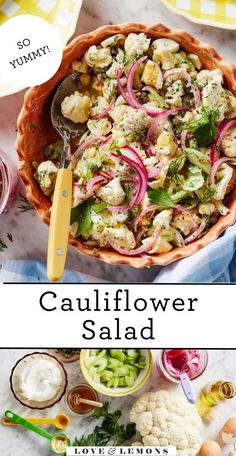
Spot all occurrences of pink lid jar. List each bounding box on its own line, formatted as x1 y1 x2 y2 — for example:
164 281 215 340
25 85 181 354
0 149 18 215
157 349 208 383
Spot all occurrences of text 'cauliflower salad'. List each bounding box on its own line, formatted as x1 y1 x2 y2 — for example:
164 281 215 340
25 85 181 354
35 33 236 256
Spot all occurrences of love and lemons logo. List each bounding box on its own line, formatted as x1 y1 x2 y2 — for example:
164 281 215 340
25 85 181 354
66 447 176 455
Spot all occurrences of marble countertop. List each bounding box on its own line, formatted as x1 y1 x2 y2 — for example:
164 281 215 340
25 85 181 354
1 349 236 455
1 0 236 282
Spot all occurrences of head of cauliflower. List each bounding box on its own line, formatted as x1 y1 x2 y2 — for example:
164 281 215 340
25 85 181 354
130 390 202 456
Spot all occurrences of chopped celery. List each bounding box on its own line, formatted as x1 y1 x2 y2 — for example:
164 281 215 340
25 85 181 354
110 349 126 362
115 366 130 377
107 358 123 369
118 377 126 387
85 349 146 389
125 374 135 387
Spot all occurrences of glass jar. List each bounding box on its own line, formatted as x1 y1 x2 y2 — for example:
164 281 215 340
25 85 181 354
0 149 18 215
157 349 208 383
65 383 99 416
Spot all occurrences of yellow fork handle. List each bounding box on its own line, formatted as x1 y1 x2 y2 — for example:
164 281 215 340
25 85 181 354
47 167 72 282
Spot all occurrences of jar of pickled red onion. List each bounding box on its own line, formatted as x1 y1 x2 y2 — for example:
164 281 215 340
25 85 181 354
157 349 208 383
0 149 18 215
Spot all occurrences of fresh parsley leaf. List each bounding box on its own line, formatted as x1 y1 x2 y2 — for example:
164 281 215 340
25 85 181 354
72 403 136 447
195 122 216 147
185 107 219 147
70 200 93 236
148 188 174 207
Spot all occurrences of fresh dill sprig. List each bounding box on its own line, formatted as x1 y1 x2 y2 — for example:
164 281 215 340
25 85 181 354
17 193 35 213
7 232 13 242
0 239 7 252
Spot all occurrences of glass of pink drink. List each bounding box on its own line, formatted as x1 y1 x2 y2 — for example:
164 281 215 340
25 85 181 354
157 349 208 383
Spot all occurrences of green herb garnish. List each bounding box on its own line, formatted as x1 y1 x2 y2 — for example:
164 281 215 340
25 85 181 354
92 202 107 213
7 233 13 242
185 107 219 147
70 199 107 237
72 403 136 447
0 238 7 252
29 122 37 132
197 186 216 203
148 188 174 207
168 155 186 178
70 200 93 236
17 193 35 213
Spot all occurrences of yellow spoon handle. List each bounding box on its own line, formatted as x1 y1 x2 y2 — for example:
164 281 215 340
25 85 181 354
47 167 72 282
2 417 53 426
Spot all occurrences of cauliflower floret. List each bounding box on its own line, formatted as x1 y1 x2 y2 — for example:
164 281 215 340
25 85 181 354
106 48 125 79
172 213 200 236
103 224 136 249
37 160 58 195
214 163 233 200
106 60 122 79
166 80 185 107
202 82 227 120
148 156 169 189
225 93 236 119
87 118 112 136
197 68 223 88
199 203 215 215
91 96 108 117
187 53 202 70
141 60 163 89
101 34 125 48
152 39 179 70
153 210 173 230
153 49 176 70
73 186 86 206
61 91 91 123
130 390 202 456
98 177 125 206
107 212 128 225
112 106 152 142
152 38 180 54
110 105 127 123
72 58 88 73
155 132 177 156
124 33 150 57
221 127 236 157
85 45 112 68
103 79 117 100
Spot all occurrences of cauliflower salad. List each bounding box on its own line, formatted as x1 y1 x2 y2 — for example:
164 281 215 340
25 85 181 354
34 32 236 255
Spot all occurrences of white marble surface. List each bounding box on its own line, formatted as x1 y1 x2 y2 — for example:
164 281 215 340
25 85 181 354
1 349 236 455
1 0 236 282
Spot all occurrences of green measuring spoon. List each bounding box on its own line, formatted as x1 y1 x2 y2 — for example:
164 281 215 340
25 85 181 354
5 411 70 454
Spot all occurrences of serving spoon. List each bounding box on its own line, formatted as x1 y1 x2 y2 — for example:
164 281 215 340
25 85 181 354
48 72 87 281
5 411 70 454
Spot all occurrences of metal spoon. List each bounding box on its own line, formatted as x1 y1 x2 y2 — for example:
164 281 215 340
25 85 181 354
5 411 70 455
47 72 87 282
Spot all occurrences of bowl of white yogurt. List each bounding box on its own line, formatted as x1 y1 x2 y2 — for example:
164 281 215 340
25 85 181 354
10 352 68 409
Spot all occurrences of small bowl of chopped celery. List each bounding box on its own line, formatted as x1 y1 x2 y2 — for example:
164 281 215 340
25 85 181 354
80 349 153 397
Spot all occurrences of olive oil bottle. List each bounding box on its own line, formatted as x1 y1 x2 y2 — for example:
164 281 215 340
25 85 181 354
197 381 236 418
